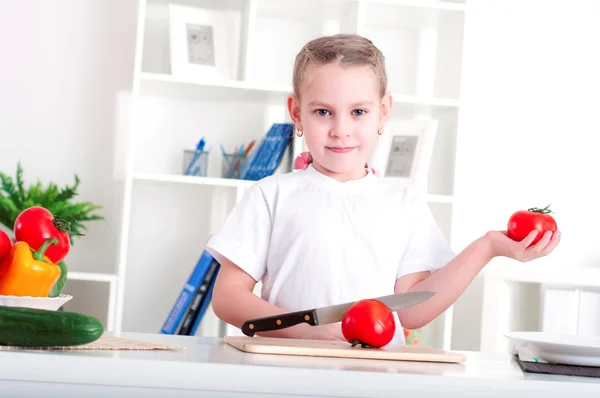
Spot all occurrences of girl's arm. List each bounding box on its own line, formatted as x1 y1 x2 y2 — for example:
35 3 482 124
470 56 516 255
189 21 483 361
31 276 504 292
212 256 345 340
394 229 561 330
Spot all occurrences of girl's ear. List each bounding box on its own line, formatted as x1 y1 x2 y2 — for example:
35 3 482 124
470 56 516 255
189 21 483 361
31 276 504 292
287 94 303 130
379 92 393 127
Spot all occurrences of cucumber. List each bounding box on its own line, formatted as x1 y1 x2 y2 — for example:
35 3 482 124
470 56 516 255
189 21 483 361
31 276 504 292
0 305 104 347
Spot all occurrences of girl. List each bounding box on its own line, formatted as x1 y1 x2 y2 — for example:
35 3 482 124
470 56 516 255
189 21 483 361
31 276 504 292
205 34 561 343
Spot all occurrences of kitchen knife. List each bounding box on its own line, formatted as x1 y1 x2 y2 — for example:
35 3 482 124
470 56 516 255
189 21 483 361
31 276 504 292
241 290 435 337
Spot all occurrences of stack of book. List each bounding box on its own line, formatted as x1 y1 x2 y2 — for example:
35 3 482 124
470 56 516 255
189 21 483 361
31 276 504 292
160 250 220 336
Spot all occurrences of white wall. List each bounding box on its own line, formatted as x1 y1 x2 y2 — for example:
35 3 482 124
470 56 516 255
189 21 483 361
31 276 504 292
0 0 137 319
450 0 600 350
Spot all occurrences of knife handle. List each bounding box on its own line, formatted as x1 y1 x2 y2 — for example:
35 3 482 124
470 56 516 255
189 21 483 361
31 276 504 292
241 309 318 337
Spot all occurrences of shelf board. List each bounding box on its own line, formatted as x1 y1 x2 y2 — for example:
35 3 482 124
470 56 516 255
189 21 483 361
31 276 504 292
363 0 466 12
67 271 118 283
139 73 291 103
139 73 460 111
391 93 459 108
133 172 255 189
256 0 465 21
485 263 600 289
133 172 453 204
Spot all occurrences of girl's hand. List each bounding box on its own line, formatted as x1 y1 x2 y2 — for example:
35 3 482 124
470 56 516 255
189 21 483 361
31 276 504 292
290 322 346 341
486 229 561 262
259 321 346 341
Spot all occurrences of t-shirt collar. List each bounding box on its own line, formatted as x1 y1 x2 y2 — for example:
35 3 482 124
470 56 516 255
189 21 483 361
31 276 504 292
302 163 378 192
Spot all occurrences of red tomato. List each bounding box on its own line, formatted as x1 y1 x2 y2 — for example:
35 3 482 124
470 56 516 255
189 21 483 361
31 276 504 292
341 299 396 348
14 206 71 263
0 230 11 263
507 205 557 246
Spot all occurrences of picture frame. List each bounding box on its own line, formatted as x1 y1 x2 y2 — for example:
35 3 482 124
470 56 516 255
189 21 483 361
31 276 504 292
368 120 438 192
168 4 233 81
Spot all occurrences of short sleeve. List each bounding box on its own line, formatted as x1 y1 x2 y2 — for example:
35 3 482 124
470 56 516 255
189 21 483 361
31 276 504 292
205 184 272 282
396 189 456 279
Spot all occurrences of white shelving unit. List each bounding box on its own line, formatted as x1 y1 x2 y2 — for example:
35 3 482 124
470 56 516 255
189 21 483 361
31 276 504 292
114 0 467 350
480 262 600 354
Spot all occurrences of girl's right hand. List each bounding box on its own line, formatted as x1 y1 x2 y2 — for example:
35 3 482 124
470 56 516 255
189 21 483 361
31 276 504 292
289 322 346 341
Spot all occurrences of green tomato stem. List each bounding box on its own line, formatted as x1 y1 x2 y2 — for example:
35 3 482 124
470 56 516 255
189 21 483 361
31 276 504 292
528 204 553 214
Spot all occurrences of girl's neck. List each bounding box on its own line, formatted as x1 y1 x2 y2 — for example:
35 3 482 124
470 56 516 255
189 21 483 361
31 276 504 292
311 162 368 182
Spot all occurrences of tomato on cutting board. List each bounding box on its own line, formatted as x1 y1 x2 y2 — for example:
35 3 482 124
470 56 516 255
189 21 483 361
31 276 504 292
341 299 396 348
507 204 557 246
13 206 72 263
0 230 11 263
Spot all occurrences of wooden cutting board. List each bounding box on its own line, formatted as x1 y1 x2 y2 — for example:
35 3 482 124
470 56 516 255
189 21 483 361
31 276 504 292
224 336 466 363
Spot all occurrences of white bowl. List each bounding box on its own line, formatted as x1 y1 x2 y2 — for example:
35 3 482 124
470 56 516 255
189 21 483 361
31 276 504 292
0 294 73 311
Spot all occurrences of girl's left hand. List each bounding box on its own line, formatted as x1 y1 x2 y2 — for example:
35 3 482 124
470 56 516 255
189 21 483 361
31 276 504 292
486 229 561 262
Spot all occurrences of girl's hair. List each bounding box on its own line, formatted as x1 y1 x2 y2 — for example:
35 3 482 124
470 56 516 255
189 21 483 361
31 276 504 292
292 34 387 99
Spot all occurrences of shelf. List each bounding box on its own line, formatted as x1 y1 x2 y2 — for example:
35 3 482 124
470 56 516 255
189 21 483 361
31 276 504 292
133 172 255 189
139 73 292 102
361 0 466 12
485 263 600 289
139 73 459 111
67 272 119 283
121 0 467 340
133 172 453 203
364 0 466 29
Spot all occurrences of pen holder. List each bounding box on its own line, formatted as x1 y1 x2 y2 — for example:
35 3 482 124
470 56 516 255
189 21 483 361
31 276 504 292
221 153 245 179
183 149 209 176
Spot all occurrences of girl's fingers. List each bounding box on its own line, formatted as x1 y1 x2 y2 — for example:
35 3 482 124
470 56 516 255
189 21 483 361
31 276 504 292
540 231 561 256
520 230 539 249
528 230 553 254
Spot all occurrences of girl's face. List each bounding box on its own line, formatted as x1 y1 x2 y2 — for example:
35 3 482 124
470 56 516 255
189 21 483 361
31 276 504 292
288 62 392 182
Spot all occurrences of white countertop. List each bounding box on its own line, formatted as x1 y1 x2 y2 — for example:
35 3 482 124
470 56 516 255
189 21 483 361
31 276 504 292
1 332 600 398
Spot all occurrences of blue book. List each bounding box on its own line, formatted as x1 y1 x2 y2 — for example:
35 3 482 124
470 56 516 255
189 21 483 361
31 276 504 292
241 123 293 180
190 264 220 336
160 250 215 334
176 259 219 335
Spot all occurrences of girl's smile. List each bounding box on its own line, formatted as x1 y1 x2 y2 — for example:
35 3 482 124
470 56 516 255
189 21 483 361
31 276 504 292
326 146 357 153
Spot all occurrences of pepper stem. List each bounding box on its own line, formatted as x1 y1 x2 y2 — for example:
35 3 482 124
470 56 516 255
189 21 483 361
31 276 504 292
33 238 59 261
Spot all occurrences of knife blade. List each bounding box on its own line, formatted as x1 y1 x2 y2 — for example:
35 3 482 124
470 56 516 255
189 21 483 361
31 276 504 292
241 290 435 337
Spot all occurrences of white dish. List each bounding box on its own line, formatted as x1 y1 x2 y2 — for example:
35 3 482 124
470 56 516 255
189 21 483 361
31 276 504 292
505 331 600 366
0 294 73 311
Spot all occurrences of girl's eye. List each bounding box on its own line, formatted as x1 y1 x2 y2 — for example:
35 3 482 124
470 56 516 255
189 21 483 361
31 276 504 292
353 109 367 116
315 109 330 116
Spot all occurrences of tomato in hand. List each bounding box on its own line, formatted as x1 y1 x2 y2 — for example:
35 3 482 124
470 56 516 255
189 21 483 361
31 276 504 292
507 204 557 246
0 230 12 263
341 299 396 348
14 206 72 263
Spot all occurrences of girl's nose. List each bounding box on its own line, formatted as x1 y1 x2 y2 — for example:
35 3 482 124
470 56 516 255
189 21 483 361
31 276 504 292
329 117 351 138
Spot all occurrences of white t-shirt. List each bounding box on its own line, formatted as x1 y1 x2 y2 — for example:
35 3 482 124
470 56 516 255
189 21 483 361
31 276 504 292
206 164 455 344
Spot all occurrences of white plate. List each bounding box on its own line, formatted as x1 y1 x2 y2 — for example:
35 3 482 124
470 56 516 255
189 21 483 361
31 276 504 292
0 294 73 311
505 331 600 366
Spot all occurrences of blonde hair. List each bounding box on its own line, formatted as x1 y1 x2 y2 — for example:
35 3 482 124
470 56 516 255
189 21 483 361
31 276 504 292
292 34 387 99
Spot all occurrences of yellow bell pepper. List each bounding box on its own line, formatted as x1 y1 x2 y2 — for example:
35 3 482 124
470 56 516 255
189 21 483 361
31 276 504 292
0 238 62 297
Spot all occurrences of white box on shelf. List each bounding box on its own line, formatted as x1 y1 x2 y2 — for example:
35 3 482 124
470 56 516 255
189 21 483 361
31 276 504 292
541 286 579 334
577 289 600 336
